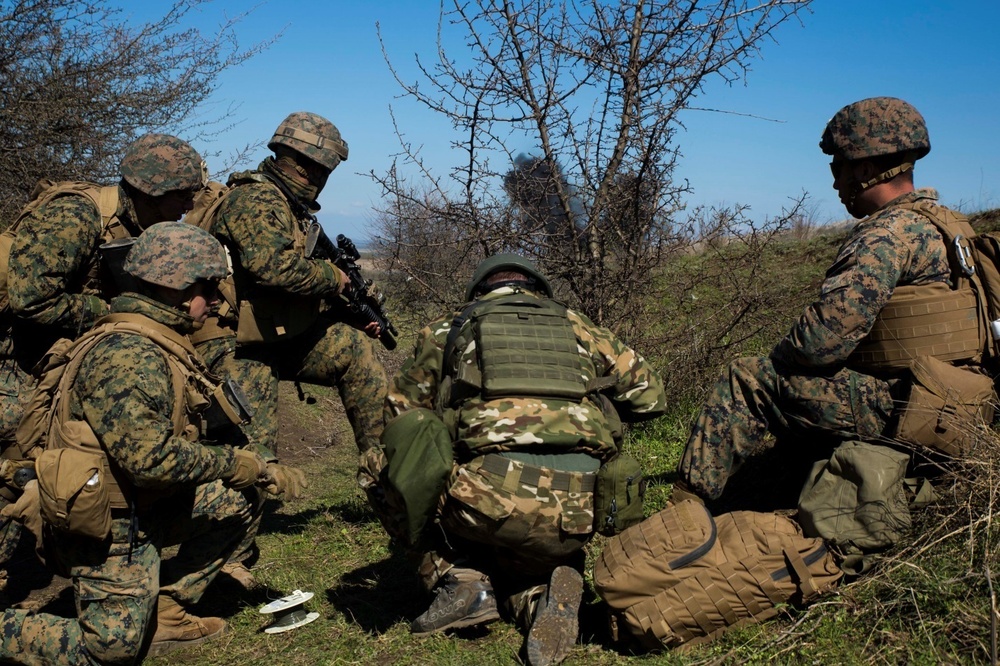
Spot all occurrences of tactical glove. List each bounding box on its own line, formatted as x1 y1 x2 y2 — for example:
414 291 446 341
0 479 42 546
226 449 267 490
261 463 308 499
0 458 35 490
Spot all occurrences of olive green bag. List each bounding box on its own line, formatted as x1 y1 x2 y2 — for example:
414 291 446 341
382 408 455 546
797 440 934 555
594 454 645 536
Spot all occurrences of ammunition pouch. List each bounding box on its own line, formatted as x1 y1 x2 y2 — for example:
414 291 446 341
594 454 645 536
892 356 995 456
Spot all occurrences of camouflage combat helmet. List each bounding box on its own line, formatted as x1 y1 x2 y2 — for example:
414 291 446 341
124 221 228 291
268 112 349 171
466 253 553 301
820 97 930 161
120 133 206 196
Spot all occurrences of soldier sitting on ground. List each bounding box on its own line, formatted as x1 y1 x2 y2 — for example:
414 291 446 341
674 97 995 506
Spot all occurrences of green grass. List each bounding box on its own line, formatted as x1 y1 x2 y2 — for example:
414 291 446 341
138 380 996 665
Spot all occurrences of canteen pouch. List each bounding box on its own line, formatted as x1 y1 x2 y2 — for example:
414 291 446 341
892 356 995 456
594 454 645 536
35 447 111 540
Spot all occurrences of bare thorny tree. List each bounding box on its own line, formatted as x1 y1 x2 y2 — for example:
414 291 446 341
0 0 277 227
372 0 812 338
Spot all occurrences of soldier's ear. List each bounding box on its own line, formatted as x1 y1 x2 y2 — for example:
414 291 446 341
856 160 877 183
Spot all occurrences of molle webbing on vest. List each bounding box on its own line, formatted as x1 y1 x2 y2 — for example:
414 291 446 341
849 283 982 371
475 298 587 401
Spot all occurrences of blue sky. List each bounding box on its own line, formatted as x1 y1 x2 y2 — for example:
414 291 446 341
137 0 1000 239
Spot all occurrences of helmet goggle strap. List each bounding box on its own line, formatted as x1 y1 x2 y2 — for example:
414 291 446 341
274 124 348 161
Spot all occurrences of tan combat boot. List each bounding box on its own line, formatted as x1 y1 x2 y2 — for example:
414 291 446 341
148 595 227 656
220 560 259 590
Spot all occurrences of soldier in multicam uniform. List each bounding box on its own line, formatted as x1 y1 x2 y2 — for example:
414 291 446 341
0 222 279 664
0 133 206 592
380 255 666 666
674 96 988 503
191 112 387 586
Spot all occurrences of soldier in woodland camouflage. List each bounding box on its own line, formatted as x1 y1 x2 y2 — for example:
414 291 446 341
0 223 279 664
377 255 666 666
191 112 386 586
0 133 206 590
675 97 988 503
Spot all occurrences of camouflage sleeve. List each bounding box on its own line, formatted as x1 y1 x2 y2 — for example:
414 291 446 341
76 334 234 489
771 222 910 367
216 183 342 297
569 309 667 421
384 317 450 420
8 196 108 330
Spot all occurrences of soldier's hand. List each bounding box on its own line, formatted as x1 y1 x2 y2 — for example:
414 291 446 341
335 265 351 294
226 449 267 490
0 459 35 490
261 463 308 499
0 479 42 545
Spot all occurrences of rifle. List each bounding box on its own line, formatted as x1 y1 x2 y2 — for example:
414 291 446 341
304 224 398 350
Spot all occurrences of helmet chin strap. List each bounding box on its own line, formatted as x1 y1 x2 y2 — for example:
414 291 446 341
857 162 914 191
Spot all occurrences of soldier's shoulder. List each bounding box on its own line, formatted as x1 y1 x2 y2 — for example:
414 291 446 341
25 190 103 226
85 331 170 372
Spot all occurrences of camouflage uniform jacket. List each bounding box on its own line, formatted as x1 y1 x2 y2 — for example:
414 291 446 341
386 287 667 462
771 188 954 369
212 158 342 303
8 184 138 336
66 294 234 492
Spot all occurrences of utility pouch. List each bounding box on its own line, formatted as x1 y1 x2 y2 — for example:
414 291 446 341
35 448 111 540
382 408 455 546
236 296 319 344
594 454 645 536
892 356 995 456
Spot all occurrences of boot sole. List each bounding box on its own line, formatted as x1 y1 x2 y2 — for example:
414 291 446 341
147 622 228 657
526 566 583 666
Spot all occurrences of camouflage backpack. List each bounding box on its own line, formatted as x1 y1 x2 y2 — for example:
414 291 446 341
0 180 121 312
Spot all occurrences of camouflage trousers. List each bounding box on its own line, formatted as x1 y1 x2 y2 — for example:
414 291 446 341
417 455 595 628
196 316 387 456
1 346 31 573
678 355 898 501
0 480 254 666
197 317 386 564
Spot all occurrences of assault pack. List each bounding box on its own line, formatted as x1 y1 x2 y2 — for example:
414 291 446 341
0 180 122 312
17 313 244 539
593 499 842 650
